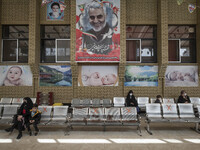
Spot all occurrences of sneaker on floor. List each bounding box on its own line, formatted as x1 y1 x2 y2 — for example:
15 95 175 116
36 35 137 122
16 133 22 140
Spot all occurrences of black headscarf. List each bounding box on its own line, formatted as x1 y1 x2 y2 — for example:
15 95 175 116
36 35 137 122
126 90 138 107
23 97 33 110
18 97 33 115
126 90 134 99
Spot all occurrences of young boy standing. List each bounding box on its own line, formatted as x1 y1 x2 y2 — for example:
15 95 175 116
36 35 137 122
27 104 41 136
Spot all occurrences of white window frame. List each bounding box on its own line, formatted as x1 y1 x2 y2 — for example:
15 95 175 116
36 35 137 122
126 39 142 63
1 39 18 62
55 39 70 63
168 39 181 63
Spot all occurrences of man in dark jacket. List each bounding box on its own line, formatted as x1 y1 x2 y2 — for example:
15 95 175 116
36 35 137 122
27 104 41 136
177 90 191 103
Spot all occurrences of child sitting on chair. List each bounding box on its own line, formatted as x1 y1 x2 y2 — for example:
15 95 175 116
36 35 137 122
27 104 41 136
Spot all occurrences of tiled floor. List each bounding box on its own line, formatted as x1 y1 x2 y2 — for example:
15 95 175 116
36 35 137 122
0 119 199 150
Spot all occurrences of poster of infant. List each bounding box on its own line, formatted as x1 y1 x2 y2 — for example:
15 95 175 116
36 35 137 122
0 65 33 86
165 66 198 87
78 66 118 86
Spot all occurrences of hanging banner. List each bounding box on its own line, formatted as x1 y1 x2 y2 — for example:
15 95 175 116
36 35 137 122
78 65 119 86
124 66 158 87
177 0 184 5
76 0 120 62
188 4 196 13
165 66 198 87
47 0 65 20
39 65 72 86
0 66 33 86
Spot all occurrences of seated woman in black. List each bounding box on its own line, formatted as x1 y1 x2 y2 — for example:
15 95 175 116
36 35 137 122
126 90 139 112
177 90 191 103
5 97 33 139
155 95 162 104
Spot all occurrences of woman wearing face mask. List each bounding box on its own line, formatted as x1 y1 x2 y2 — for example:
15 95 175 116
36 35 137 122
177 90 191 103
155 95 162 104
126 90 139 112
5 97 33 139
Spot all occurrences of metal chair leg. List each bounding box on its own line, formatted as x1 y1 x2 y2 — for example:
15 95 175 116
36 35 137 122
145 122 153 135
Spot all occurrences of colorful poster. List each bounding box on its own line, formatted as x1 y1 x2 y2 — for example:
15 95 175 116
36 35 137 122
39 65 72 86
47 0 65 20
76 0 120 61
165 66 198 87
125 66 158 87
78 66 118 86
0 66 33 86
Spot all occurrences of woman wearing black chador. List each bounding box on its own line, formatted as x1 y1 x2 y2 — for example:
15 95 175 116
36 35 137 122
5 97 33 139
126 90 139 112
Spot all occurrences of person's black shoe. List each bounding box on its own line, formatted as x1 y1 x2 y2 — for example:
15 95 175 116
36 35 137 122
16 133 22 140
5 128 13 133
34 131 38 136
5 128 11 132
29 131 32 136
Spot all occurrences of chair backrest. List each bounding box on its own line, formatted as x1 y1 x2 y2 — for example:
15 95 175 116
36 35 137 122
91 99 101 107
102 99 112 107
162 104 178 118
81 99 91 106
146 104 162 118
197 105 200 117
113 97 125 107
137 97 149 104
150 98 156 103
150 98 163 103
53 106 68 118
105 107 121 120
12 98 23 105
0 98 12 105
121 107 137 120
190 97 200 105
2 105 18 118
89 107 104 119
38 106 52 118
163 98 174 104
0 105 3 116
178 104 195 118
71 98 81 107
72 107 88 118
31 98 37 104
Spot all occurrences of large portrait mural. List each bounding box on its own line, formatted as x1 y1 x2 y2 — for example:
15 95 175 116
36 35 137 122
165 66 198 87
39 65 72 86
78 66 119 86
125 66 158 87
46 0 65 20
0 66 33 86
76 0 120 61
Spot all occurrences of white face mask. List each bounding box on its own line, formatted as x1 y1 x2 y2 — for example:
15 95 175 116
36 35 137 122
130 93 133 96
184 93 187 96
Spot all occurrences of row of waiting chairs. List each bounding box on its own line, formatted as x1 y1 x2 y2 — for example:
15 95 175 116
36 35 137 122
72 97 200 111
0 98 37 105
71 98 112 107
145 104 200 135
69 107 141 136
0 105 68 126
